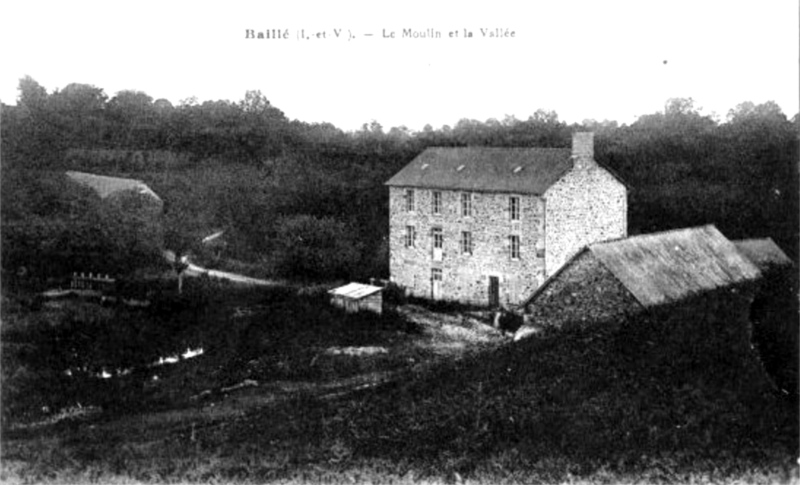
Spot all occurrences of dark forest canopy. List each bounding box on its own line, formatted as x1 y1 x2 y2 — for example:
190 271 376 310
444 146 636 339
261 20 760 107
2 76 798 283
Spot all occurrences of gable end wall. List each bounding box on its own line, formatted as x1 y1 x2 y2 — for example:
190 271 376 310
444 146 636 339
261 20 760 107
523 251 641 329
544 165 627 276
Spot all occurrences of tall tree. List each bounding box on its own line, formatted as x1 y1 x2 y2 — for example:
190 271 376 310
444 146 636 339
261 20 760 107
107 90 156 148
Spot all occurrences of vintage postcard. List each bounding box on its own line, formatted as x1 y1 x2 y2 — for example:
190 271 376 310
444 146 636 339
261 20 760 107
1 1 797 483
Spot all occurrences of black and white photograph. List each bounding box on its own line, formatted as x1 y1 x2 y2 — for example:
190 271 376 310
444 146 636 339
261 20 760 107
1 1 798 483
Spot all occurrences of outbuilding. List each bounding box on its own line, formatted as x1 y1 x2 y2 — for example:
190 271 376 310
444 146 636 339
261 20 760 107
734 238 797 393
329 282 384 315
514 225 763 361
733 238 793 276
66 171 163 218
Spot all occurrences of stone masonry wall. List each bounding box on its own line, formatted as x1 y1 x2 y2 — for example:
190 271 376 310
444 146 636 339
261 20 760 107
522 251 641 330
389 186 545 306
544 165 627 277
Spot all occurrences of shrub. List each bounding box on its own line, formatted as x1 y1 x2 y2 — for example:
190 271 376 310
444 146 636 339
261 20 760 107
271 215 363 281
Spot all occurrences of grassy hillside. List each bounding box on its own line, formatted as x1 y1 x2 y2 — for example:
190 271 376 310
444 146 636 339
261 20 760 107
3 298 796 483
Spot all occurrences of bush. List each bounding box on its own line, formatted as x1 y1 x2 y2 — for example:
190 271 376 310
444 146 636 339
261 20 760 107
271 215 363 281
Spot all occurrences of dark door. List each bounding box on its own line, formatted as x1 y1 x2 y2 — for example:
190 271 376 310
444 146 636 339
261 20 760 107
488 276 499 308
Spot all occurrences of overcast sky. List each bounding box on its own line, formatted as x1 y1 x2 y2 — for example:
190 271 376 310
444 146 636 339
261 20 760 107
2 1 797 131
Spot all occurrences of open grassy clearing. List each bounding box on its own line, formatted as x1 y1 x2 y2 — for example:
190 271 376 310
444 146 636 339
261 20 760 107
2 281 797 484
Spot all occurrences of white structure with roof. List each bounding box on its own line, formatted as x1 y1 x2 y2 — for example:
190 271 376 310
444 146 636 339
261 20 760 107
329 282 384 315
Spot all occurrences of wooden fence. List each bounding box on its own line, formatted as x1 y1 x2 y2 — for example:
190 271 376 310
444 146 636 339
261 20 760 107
70 272 116 292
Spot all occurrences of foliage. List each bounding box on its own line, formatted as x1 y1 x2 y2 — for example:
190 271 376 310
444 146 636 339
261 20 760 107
1 76 798 282
0 170 164 287
271 214 364 280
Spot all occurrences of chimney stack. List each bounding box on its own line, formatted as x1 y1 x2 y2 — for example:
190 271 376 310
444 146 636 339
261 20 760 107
572 132 595 169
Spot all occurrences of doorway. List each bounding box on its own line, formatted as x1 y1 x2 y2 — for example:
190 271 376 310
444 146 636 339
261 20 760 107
488 276 499 308
431 268 443 300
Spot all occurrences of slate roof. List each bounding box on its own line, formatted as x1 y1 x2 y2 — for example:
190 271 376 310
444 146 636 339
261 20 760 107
588 225 761 308
385 147 573 195
66 171 163 204
328 282 383 300
733 238 793 272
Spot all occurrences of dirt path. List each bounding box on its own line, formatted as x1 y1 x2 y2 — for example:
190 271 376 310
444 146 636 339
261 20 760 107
163 250 276 286
183 262 276 286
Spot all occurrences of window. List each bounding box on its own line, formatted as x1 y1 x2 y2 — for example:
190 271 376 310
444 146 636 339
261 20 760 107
405 225 416 248
460 231 473 255
509 196 520 221
509 235 520 260
432 268 443 281
432 191 442 215
432 227 443 249
405 189 415 212
461 192 472 217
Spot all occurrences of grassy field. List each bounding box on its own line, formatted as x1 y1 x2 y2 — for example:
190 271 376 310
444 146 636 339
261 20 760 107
1 281 797 484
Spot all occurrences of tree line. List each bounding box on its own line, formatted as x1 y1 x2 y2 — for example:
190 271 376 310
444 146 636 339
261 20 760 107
1 77 797 285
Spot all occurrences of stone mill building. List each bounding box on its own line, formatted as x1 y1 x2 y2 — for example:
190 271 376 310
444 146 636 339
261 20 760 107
385 132 627 307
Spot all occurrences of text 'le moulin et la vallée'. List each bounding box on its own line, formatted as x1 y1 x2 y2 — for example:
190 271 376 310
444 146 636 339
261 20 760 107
244 28 516 41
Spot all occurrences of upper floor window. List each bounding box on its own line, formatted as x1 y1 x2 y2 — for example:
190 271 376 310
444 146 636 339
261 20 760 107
460 231 473 255
432 191 442 215
432 227 444 249
509 196 520 221
405 189 415 212
509 235 520 260
405 225 416 248
461 192 473 217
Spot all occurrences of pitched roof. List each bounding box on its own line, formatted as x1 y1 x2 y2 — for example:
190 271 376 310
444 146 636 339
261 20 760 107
328 282 383 300
733 238 793 271
66 171 163 204
588 225 761 308
385 147 573 194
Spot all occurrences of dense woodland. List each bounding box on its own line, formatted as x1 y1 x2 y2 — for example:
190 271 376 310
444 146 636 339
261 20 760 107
2 76 798 286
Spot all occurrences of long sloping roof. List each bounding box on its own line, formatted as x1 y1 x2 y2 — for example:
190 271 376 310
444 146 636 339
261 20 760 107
66 171 162 203
328 282 383 300
588 225 761 308
733 238 793 272
385 147 573 194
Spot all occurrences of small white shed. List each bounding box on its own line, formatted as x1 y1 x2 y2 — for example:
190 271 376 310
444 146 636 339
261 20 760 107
329 283 384 315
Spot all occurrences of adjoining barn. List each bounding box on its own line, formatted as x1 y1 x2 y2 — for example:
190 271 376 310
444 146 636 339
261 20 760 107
329 283 384 315
514 225 764 370
733 237 794 315
734 238 797 394
733 238 793 277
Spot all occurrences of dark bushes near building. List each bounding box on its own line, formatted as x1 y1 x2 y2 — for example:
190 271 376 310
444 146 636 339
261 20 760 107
270 214 364 281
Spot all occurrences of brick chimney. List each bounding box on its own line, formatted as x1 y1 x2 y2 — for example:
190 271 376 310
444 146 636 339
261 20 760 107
572 132 595 170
